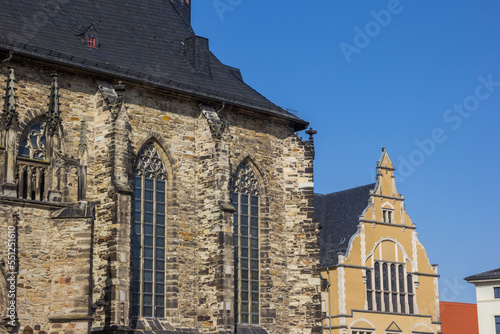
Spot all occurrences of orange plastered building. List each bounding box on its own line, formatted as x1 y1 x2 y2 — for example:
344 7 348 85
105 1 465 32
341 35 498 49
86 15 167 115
440 301 478 334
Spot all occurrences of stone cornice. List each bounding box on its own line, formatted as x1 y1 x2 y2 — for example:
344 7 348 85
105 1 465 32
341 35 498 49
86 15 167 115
0 197 65 210
410 271 440 278
359 219 416 230
49 314 92 323
371 193 404 201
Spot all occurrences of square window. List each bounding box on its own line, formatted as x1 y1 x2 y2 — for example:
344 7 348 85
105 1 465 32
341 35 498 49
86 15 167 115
495 287 500 299
382 209 393 223
87 36 96 48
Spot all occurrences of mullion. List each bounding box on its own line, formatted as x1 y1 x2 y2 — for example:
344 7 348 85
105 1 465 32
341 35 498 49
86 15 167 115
141 176 147 316
155 179 166 317
142 177 155 317
233 192 241 323
250 195 259 324
131 176 143 317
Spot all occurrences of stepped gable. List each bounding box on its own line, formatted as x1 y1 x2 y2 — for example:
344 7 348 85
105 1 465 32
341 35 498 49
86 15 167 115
315 183 375 267
0 0 307 129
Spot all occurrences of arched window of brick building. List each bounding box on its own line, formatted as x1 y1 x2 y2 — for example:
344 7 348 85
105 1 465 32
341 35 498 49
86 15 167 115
131 142 168 318
232 161 260 325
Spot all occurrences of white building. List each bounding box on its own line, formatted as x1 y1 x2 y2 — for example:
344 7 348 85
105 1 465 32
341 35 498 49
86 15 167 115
466 268 500 334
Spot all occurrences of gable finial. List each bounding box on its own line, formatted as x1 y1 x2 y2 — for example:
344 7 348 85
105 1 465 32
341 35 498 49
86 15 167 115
305 127 317 141
1 66 19 130
46 74 62 136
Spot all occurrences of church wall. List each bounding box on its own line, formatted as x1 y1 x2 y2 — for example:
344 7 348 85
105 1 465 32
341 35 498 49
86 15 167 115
0 56 321 334
0 204 92 334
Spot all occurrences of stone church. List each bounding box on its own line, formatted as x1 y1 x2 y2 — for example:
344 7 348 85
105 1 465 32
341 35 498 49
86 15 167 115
0 1 322 333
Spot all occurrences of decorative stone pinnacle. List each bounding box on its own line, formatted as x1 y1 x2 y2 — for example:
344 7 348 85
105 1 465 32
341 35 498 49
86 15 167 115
1 66 18 130
110 81 126 120
305 127 317 141
46 74 62 136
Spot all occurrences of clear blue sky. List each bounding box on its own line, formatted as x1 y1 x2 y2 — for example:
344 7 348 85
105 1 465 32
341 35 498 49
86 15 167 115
192 1 500 304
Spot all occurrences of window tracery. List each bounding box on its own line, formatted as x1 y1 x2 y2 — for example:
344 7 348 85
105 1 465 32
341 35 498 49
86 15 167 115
233 161 260 196
18 122 46 160
135 142 167 180
17 121 49 201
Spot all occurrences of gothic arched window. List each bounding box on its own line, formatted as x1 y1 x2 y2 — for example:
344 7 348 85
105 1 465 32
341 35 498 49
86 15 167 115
131 142 167 318
232 161 260 325
17 121 48 200
18 122 46 160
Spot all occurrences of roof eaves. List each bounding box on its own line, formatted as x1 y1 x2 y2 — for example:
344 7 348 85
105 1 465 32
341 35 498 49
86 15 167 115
464 268 500 282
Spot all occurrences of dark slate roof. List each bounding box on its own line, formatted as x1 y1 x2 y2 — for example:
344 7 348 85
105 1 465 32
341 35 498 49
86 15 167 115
315 184 375 268
465 268 500 282
0 0 307 130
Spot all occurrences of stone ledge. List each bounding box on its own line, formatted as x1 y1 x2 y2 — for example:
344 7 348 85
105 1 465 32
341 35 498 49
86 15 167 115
49 314 92 323
234 325 269 334
0 197 66 210
51 202 93 219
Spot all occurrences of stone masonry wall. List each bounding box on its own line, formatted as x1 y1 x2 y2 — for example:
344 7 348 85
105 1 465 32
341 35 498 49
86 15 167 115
0 60 93 334
0 57 321 334
0 204 92 334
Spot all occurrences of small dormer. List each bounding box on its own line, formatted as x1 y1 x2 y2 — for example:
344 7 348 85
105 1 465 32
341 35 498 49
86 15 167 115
81 24 100 49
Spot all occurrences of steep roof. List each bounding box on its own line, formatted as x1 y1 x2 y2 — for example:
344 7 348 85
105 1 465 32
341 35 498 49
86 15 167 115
0 0 307 129
465 268 500 282
315 184 375 268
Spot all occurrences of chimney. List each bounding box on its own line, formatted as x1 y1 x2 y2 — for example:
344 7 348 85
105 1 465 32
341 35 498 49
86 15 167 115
171 0 191 25
184 35 211 77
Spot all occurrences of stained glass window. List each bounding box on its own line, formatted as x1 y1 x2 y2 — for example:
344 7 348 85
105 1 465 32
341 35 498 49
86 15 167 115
232 161 260 325
17 120 49 201
19 122 46 160
131 142 167 318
